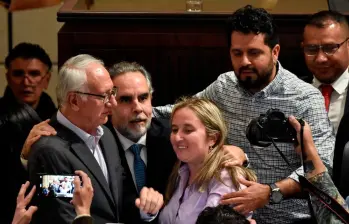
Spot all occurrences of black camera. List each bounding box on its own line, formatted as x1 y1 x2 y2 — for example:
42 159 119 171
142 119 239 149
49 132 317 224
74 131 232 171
246 109 299 147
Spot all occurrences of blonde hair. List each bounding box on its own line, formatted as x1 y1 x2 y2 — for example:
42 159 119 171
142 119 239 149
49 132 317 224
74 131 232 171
165 97 257 204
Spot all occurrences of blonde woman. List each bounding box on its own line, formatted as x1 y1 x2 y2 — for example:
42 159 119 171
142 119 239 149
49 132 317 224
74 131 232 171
159 97 256 224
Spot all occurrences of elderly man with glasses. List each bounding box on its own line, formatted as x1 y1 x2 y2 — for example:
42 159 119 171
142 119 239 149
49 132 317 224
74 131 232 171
27 54 163 224
1 42 56 120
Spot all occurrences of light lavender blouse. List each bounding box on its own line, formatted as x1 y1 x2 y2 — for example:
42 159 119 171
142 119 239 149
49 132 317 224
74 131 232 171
159 164 248 224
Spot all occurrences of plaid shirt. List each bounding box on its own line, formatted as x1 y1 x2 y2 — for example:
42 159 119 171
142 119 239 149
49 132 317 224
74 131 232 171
153 63 335 223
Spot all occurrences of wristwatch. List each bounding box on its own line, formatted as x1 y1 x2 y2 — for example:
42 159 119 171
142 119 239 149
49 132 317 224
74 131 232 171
269 183 283 204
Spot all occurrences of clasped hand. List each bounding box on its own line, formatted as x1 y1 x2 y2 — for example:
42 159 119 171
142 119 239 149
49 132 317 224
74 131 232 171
135 187 164 215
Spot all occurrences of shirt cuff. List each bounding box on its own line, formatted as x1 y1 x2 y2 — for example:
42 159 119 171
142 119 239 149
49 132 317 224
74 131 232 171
140 210 158 222
74 214 91 220
20 155 28 170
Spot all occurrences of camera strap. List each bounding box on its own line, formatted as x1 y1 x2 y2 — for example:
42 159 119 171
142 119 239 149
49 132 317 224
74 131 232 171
298 175 349 224
269 121 349 224
299 121 319 224
299 122 349 224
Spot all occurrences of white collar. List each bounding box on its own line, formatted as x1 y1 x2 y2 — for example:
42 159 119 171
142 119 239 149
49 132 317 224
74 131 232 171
114 127 147 152
312 67 349 94
57 110 104 148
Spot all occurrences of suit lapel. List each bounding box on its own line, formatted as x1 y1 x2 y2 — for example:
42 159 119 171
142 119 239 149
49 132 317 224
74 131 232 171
70 142 114 204
145 128 155 179
145 119 164 181
106 121 139 194
344 85 349 114
99 127 122 209
51 117 115 206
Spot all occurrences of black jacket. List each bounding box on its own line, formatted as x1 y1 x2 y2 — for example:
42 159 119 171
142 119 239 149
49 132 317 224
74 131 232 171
106 118 177 224
1 86 56 120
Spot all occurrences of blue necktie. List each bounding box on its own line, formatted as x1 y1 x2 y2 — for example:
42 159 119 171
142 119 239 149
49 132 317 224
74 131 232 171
130 144 146 192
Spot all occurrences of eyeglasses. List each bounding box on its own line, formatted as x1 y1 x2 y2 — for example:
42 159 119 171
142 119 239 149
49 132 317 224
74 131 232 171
303 37 349 56
74 86 117 104
10 70 49 84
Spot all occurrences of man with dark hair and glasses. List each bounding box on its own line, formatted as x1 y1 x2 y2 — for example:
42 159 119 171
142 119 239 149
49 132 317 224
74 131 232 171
302 10 349 199
303 10 349 134
1 42 56 120
0 43 57 223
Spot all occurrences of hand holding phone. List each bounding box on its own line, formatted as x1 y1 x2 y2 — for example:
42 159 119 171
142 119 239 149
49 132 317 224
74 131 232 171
71 170 94 216
38 174 76 198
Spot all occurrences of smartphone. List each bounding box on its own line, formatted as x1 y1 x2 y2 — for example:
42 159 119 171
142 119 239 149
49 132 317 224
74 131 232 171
38 174 76 198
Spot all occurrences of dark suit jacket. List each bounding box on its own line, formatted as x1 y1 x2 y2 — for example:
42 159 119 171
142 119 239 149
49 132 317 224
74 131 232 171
106 118 177 224
1 86 57 120
28 114 124 224
333 85 349 194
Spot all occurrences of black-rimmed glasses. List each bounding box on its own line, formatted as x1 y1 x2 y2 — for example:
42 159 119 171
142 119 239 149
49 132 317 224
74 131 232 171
74 86 117 104
303 37 349 56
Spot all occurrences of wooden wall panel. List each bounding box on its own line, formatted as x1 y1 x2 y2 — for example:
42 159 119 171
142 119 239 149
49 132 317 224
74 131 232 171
58 12 314 105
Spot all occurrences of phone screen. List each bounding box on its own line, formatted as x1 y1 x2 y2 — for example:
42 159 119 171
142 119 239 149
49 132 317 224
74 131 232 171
39 174 76 198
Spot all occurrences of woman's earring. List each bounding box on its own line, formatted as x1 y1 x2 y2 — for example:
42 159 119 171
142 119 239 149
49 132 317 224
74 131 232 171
209 145 213 151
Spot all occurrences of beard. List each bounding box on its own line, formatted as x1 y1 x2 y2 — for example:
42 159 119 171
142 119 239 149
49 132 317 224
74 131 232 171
236 59 274 91
117 117 152 142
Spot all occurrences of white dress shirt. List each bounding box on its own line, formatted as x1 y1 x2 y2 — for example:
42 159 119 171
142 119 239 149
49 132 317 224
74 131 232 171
57 111 109 182
114 128 147 186
114 128 157 221
313 68 349 134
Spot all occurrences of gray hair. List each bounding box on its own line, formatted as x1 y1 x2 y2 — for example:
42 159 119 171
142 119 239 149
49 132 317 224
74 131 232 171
108 61 154 94
56 54 104 107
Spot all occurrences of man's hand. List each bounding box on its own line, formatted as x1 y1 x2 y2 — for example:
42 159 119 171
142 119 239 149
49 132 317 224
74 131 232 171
71 170 94 216
220 178 270 215
288 116 326 178
12 181 38 224
135 187 163 215
21 119 56 160
288 116 317 158
222 145 246 167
